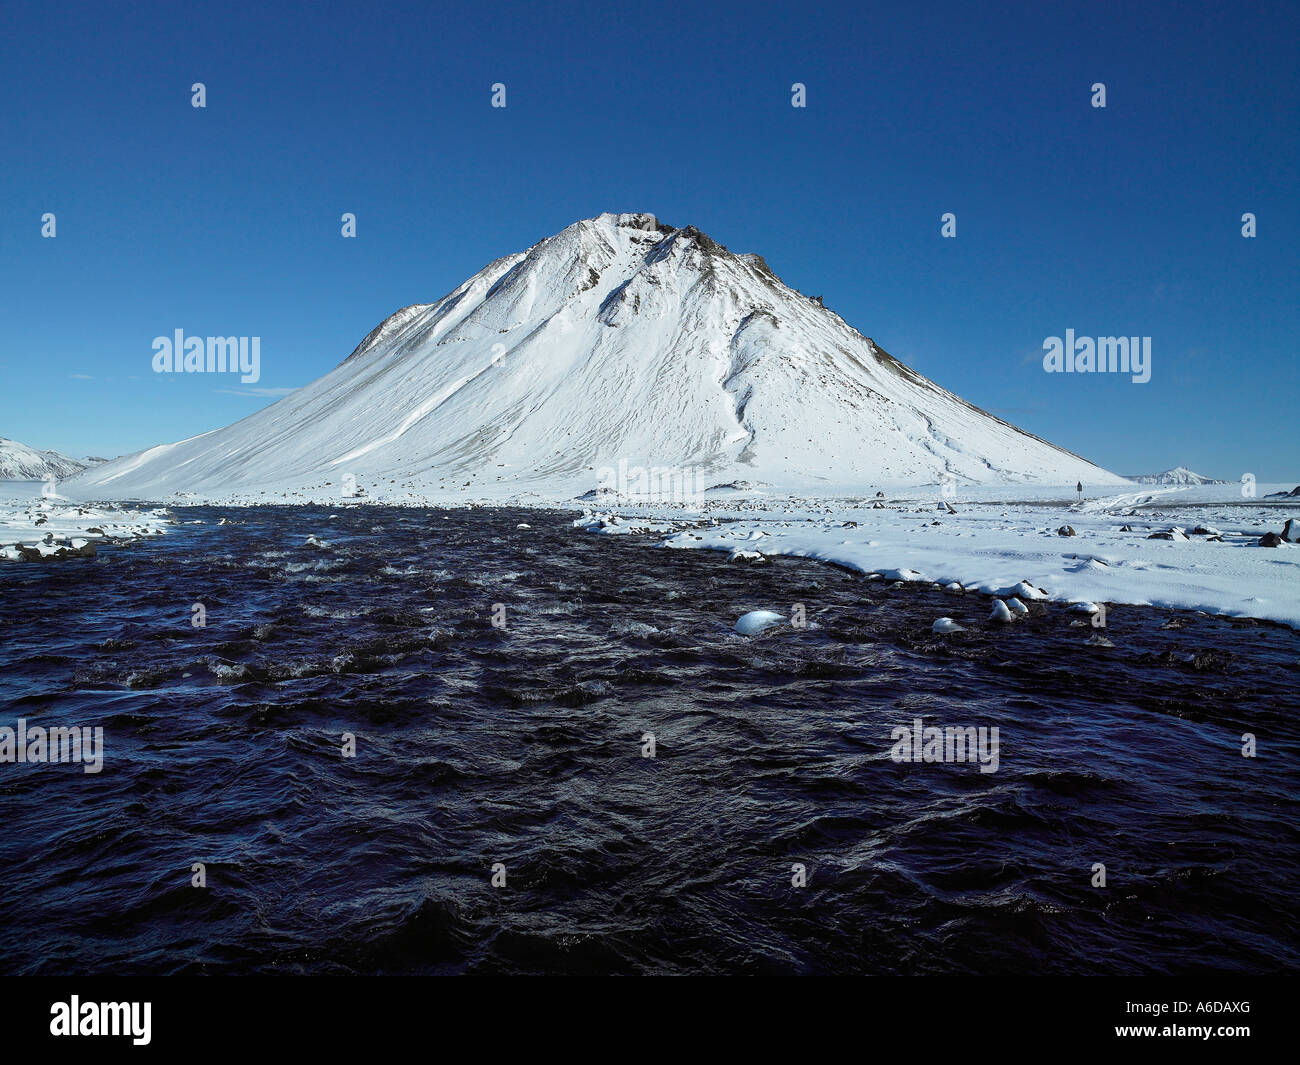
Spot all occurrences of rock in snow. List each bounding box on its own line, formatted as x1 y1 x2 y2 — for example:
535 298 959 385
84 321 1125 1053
932 617 965 633
1010 581 1049 601
989 599 1014 623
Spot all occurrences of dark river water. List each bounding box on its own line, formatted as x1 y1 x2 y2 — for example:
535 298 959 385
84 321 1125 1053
1 506 1297 975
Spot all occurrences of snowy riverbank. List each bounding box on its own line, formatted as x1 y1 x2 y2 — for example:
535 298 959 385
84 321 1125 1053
0 483 176 561
575 483 1300 629
9 476 1299 629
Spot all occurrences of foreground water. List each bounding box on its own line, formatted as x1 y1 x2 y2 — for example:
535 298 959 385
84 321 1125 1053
1 506 1297 974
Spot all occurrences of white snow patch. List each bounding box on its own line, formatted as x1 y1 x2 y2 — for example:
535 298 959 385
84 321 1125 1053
735 610 785 636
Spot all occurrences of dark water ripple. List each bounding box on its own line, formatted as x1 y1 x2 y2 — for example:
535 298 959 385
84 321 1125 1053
0 506 1297 974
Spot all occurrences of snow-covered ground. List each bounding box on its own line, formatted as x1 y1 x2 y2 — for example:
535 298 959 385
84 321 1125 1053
0 482 175 561
575 482 1300 629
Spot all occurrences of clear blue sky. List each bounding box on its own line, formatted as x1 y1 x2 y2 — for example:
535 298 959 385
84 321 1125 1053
2 0 1296 480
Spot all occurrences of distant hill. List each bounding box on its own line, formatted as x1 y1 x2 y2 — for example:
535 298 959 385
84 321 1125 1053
1124 466 1228 486
0 436 103 480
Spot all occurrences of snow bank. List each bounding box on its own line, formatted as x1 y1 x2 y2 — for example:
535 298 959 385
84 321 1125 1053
0 491 174 561
630 485 1300 628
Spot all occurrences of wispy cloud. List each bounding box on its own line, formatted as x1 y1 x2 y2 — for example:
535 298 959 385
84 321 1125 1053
214 386 299 397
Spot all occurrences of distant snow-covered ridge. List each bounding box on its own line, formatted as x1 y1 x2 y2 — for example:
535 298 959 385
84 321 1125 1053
1124 466 1228 486
70 212 1126 503
0 436 103 481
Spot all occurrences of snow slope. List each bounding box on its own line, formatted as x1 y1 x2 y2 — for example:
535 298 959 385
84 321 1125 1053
0 436 98 481
70 212 1126 503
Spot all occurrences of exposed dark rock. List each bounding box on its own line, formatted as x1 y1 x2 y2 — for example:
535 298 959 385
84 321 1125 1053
15 540 96 561
1189 648 1232 672
678 225 724 255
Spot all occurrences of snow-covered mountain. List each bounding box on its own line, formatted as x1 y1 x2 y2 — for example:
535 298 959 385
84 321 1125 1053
1124 467 1227 486
72 213 1125 502
0 437 98 481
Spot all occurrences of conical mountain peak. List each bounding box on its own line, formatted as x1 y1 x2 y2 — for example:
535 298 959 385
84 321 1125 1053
74 215 1123 501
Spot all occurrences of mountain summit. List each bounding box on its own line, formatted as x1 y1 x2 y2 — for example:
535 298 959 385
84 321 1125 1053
74 212 1122 501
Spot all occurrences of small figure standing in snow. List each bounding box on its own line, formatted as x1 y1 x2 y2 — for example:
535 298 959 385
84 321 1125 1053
1076 481 1083 503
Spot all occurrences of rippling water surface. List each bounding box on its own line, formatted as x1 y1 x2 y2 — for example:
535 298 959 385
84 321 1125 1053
1 506 1297 974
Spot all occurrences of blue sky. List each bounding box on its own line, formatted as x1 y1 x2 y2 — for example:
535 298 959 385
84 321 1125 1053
2 0 1296 479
